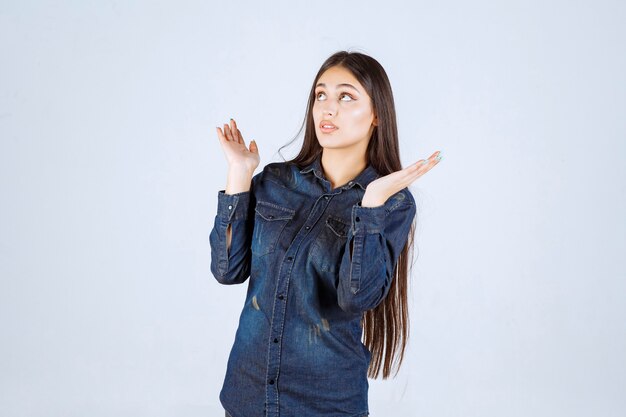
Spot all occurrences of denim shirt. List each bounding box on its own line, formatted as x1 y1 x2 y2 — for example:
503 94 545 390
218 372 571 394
209 153 416 417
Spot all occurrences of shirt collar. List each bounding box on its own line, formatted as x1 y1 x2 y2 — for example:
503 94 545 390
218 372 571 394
299 153 380 191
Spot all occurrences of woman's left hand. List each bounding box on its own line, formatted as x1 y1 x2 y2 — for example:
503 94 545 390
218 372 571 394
361 150 442 207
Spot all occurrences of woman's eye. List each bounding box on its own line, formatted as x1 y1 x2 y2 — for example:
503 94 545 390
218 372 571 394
315 91 354 101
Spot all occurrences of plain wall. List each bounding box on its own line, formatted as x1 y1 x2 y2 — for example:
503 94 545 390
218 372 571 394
1 1 624 416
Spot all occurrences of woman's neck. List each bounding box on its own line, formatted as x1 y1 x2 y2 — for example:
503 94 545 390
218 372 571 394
320 150 368 190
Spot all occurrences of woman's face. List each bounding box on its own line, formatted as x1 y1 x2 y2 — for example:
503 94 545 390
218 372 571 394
312 65 377 153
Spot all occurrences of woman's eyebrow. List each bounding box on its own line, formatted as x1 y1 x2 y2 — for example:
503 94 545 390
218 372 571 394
315 82 359 92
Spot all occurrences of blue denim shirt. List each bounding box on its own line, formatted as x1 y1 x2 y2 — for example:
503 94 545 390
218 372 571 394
209 153 416 417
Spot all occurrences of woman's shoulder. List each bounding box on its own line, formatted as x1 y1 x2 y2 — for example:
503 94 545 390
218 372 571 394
252 160 300 188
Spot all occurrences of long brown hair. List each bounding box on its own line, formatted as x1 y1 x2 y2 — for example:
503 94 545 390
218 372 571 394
278 50 417 379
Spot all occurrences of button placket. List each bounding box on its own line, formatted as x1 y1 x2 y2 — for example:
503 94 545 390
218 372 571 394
264 193 332 412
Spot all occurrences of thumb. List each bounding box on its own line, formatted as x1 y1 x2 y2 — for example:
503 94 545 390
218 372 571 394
250 139 258 153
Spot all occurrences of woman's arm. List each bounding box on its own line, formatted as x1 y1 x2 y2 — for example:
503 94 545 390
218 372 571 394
210 118 260 284
209 171 258 285
336 151 439 313
336 191 416 313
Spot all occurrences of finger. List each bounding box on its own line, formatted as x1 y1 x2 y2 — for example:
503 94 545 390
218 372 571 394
237 128 248 148
407 159 428 172
229 119 238 143
216 126 227 143
408 156 440 180
427 151 440 160
224 124 234 141
424 151 442 169
427 150 442 163
231 120 243 145
231 119 243 144
250 139 258 154
416 158 437 173
410 151 442 171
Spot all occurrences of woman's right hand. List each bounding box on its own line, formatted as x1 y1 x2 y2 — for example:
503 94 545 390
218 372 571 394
215 118 260 173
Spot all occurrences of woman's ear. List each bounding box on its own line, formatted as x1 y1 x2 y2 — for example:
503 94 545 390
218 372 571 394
373 115 378 126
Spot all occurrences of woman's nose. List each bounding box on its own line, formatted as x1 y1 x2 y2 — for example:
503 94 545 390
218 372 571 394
322 103 336 116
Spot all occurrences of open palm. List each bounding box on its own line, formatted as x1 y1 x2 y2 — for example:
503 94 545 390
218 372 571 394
215 118 260 172
362 150 442 207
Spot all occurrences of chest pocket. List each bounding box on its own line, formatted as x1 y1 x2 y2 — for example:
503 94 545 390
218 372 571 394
310 215 351 273
252 201 296 257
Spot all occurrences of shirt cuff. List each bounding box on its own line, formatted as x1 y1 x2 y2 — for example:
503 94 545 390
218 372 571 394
217 190 251 223
350 201 386 235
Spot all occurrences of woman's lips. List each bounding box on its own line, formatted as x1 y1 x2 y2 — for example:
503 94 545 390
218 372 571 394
320 121 338 133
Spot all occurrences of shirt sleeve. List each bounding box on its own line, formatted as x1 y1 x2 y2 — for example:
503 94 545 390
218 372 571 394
337 189 416 314
208 174 258 285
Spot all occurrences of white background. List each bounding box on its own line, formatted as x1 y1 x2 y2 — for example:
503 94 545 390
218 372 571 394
1 1 624 416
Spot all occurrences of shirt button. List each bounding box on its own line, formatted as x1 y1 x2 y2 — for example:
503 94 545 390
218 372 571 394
305 226 310 230
269 379 275 385
355 216 360 222
227 205 232 210
274 338 279 343
287 256 293 261
268 215 274 219
278 294 284 300
348 181 353 185
324 196 329 200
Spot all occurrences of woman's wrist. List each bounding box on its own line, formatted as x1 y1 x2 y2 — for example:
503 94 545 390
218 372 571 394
225 164 255 194
360 192 388 208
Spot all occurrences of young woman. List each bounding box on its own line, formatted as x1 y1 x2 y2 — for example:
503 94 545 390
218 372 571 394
209 51 441 417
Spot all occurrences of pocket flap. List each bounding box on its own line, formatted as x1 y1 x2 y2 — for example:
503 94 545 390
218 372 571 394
326 215 350 237
255 201 295 221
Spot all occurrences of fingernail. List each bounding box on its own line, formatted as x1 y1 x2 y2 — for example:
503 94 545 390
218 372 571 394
436 151 443 161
